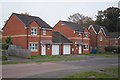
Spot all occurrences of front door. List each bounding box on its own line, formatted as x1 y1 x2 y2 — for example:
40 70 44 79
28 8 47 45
41 45 46 55
79 45 82 54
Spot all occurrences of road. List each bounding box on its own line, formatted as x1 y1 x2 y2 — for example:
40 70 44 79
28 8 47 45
2 56 118 78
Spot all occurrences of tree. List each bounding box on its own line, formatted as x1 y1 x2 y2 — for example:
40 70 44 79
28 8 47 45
68 13 94 27
6 37 12 44
95 7 120 32
21 12 30 15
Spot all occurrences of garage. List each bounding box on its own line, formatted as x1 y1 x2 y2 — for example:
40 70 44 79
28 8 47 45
63 44 71 55
52 44 59 55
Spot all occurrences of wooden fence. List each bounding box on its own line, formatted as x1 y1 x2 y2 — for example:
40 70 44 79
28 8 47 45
7 45 31 58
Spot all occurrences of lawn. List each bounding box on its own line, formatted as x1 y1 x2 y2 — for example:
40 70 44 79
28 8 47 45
60 67 119 79
2 61 30 65
84 52 119 58
64 71 114 78
100 67 119 75
2 55 86 64
30 55 85 62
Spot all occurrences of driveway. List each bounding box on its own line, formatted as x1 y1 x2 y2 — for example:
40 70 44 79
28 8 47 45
2 56 118 78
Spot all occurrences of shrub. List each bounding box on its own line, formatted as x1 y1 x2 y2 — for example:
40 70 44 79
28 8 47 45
2 55 8 61
6 37 12 44
2 44 9 50
105 46 120 53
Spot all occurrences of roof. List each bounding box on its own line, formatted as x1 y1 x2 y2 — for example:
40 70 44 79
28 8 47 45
14 13 52 29
60 21 84 32
110 32 120 38
90 25 109 36
52 32 72 43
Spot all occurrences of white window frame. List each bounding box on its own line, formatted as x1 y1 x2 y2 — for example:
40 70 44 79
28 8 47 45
31 27 37 35
100 36 103 41
83 45 89 50
29 42 38 52
43 30 46 35
84 34 88 38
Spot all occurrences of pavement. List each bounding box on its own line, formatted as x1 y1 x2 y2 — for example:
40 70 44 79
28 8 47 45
2 56 118 78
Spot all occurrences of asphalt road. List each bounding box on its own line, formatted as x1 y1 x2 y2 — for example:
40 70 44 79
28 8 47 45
2 56 118 78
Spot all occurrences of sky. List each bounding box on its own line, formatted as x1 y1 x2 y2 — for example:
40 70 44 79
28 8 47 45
0 0 119 29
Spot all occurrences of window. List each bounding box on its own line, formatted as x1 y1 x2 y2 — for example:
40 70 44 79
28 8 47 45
43 30 46 35
29 43 38 51
31 27 37 35
84 34 88 38
83 45 88 50
100 36 103 41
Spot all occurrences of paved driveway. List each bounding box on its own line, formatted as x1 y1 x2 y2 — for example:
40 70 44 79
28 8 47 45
2 56 118 78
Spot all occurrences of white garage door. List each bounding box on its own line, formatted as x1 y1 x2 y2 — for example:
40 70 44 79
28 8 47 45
52 45 59 55
63 45 70 55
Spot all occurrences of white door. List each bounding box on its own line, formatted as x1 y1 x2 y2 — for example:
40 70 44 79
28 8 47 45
52 45 59 55
41 45 46 55
63 45 70 55
79 45 82 54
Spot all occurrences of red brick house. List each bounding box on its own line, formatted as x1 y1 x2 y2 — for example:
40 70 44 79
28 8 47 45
52 32 72 55
53 21 90 54
110 32 120 47
2 13 53 56
88 25 110 52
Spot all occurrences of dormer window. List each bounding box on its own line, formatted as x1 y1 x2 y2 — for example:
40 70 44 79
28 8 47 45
43 30 46 35
84 34 88 38
31 27 37 35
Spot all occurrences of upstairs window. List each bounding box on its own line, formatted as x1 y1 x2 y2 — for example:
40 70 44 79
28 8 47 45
31 27 37 35
43 30 46 35
84 34 88 38
100 36 103 41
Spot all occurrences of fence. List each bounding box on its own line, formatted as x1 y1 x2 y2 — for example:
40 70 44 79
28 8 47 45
7 45 31 58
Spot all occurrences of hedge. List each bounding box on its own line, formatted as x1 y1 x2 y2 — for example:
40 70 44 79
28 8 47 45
105 46 120 53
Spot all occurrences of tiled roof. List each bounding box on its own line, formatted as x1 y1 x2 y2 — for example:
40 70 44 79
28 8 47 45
14 13 52 29
60 21 84 32
52 32 72 43
92 25 109 36
110 32 120 38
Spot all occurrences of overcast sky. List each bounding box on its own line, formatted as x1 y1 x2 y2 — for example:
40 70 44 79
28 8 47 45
0 1 119 29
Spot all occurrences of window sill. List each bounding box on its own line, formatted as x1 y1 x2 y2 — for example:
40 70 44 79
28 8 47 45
30 50 38 52
83 49 88 50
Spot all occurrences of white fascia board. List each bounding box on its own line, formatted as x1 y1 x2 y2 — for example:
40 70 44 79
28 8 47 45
41 28 52 30
98 28 106 36
88 25 97 34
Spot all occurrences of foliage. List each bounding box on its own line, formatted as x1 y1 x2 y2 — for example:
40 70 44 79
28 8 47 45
2 44 9 50
68 13 94 27
105 46 120 53
21 12 30 15
2 55 8 61
95 7 120 32
6 37 12 44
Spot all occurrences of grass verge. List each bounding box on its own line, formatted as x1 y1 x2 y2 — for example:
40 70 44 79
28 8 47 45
2 61 30 65
84 52 119 58
30 55 85 63
64 71 114 78
100 67 119 75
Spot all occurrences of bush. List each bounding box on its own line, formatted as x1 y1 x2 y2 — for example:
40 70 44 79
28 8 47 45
2 55 8 61
105 46 120 53
2 44 9 50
